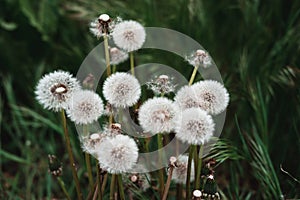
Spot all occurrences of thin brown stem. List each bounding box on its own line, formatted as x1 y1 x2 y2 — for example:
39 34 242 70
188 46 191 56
195 145 204 189
189 65 199 85
103 34 111 77
162 166 174 200
186 145 195 200
130 52 134 76
60 110 82 200
109 174 116 200
56 177 71 200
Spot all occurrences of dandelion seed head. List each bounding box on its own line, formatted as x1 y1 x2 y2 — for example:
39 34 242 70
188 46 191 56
175 108 215 145
172 155 195 184
186 49 211 68
89 14 121 38
192 80 229 115
35 70 81 112
81 133 105 155
127 173 150 191
112 20 146 52
174 85 199 110
138 97 178 135
110 47 129 65
103 72 141 108
146 74 176 95
96 135 138 174
66 90 104 125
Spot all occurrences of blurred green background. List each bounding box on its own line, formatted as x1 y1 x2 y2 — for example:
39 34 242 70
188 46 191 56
1 0 299 199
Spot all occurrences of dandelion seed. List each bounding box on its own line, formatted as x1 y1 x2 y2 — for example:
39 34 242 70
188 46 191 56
103 123 122 137
89 14 121 38
186 49 211 68
66 90 104 125
175 108 215 145
81 133 105 155
112 20 146 52
174 85 199 110
171 155 195 184
96 135 138 174
103 72 141 107
146 74 176 95
35 70 81 112
192 80 229 115
110 47 129 65
138 97 178 135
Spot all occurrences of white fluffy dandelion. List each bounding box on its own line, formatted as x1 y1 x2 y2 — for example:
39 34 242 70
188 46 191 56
175 108 215 145
89 14 122 38
35 70 81 112
172 155 195 184
103 72 141 107
112 20 146 52
81 133 105 155
138 97 178 135
110 47 129 65
186 49 211 68
174 85 199 110
96 135 138 174
146 74 176 95
66 90 104 125
192 80 229 115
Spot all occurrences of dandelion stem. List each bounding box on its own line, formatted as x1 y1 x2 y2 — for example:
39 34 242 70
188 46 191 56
195 145 204 189
112 64 117 73
85 153 94 192
186 145 195 200
56 177 71 200
189 65 199 85
96 164 103 200
176 183 183 200
109 174 116 200
117 175 125 200
162 166 174 200
60 110 82 200
130 52 135 76
101 173 108 196
157 133 165 197
103 34 111 77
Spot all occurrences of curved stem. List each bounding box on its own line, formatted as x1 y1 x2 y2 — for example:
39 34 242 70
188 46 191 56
86 153 94 192
162 166 174 200
103 34 111 77
189 65 199 85
130 52 135 76
60 110 82 200
56 177 71 200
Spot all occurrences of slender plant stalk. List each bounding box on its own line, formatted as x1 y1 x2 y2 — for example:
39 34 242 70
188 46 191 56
189 65 199 85
112 64 117 73
83 124 94 192
85 153 94 192
60 110 82 200
56 177 71 200
96 164 103 200
193 146 198 188
130 52 135 75
176 183 183 200
117 175 125 200
109 174 116 200
92 184 99 200
103 34 111 76
162 166 174 200
195 145 204 189
186 145 195 200
157 133 165 197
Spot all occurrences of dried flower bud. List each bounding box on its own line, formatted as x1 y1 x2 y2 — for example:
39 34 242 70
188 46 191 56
48 155 63 177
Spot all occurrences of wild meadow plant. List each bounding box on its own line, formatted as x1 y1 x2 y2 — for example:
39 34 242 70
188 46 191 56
35 14 229 200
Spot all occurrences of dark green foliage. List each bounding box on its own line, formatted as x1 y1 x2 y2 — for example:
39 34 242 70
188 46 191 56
1 0 300 199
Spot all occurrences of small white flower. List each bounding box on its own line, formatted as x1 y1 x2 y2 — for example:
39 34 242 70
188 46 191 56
138 97 178 135
172 155 195 184
35 70 81 112
66 90 104 125
112 20 146 52
175 108 215 145
96 135 139 174
110 47 129 65
186 49 211 68
174 85 199 110
103 72 141 107
192 80 229 115
146 75 176 95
